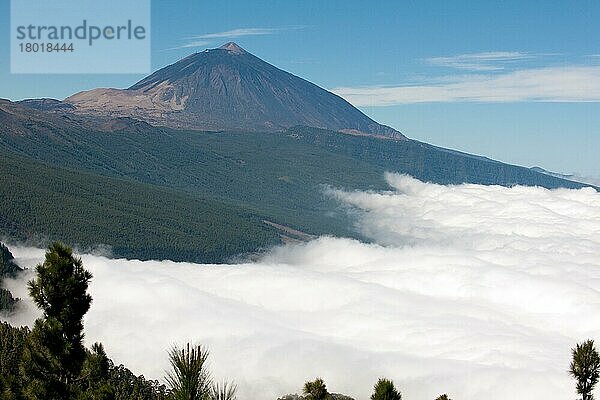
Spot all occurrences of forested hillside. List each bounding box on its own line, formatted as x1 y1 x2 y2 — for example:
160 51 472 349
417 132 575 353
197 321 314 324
0 243 22 312
0 153 279 262
0 99 592 262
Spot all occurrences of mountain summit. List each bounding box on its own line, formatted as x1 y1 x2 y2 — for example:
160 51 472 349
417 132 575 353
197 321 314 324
65 43 404 137
219 41 247 54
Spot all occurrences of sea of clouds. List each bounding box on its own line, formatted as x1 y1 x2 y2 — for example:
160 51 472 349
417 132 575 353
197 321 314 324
3 174 600 400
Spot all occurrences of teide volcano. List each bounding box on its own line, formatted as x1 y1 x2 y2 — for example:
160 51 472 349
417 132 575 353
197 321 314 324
66 42 404 138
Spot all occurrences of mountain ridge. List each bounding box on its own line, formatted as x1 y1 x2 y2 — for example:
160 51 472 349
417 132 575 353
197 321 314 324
0 96 595 262
64 42 405 138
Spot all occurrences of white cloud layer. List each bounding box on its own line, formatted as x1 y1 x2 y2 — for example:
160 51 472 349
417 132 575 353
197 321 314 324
333 66 600 105
4 175 600 400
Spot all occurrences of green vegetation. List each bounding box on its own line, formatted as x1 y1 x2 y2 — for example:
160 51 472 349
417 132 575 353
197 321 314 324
0 242 241 399
210 381 237 400
303 378 330 400
0 243 21 277
570 340 600 400
0 243 22 312
0 243 168 399
1 115 589 262
0 321 29 397
165 343 237 400
0 153 280 262
435 395 451 400
285 127 584 188
0 288 18 313
371 378 402 400
21 242 92 398
0 320 168 400
166 344 211 400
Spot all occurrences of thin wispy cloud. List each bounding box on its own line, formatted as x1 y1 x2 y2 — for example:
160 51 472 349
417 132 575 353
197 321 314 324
333 65 600 105
188 27 281 40
426 51 534 71
167 26 304 51
174 40 212 49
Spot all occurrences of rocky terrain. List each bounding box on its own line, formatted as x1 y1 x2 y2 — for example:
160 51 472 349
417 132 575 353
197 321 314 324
64 42 404 137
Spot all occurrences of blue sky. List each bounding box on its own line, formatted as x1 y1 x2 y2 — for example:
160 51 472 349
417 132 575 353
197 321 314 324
1 0 599 176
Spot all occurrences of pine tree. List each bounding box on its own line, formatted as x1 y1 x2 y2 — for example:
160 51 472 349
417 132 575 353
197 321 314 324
370 378 401 400
210 381 237 400
21 242 92 399
0 242 23 313
435 395 451 400
79 343 115 399
166 343 212 400
570 340 600 400
303 378 330 400
0 321 30 399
